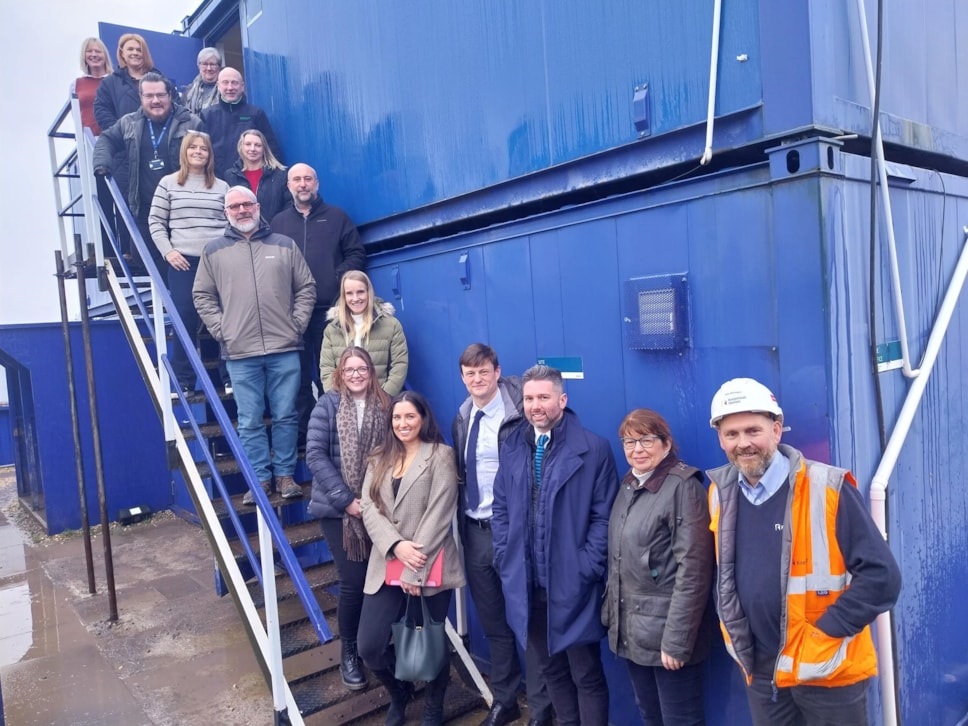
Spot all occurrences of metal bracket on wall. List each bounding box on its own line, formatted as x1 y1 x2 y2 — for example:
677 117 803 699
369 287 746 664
458 252 471 289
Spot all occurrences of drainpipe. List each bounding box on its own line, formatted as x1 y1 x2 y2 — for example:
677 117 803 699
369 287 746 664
869 225 968 726
700 0 722 165
855 0 919 378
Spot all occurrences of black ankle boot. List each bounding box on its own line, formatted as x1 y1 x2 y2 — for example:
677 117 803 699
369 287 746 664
419 666 449 726
339 638 367 690
372 667 413 726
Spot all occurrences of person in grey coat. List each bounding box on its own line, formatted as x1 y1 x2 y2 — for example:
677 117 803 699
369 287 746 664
603 408 714 726
193 186 315 503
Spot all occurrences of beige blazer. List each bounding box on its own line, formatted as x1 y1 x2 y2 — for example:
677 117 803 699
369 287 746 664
361 441 465 595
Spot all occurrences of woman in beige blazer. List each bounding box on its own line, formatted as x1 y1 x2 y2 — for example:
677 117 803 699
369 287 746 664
358 391 464 726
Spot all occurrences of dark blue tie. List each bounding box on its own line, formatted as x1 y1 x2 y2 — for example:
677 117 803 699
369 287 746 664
535 434 549 486
465 409 485 510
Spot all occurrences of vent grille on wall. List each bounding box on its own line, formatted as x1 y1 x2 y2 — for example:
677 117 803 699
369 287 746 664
623 273 689 351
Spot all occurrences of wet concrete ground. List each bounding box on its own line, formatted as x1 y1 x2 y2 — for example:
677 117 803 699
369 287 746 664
0 468 499 726
0 466 271 725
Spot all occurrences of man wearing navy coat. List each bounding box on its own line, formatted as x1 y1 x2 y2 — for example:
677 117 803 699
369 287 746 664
492 365 619 726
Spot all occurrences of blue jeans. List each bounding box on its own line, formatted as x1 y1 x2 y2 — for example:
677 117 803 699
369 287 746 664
225 352 300 482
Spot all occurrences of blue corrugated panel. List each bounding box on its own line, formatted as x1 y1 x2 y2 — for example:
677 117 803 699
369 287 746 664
352 144 968 725
227 0 967 231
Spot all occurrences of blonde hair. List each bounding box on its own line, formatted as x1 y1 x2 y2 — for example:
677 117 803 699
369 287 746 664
116 33 154 71
176 131 216 187
80 38 113 75
336 271 376 343
236 129 286 171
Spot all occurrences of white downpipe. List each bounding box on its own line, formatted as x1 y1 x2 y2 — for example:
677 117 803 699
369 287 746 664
869 227 968 726
700 0 723 166
855 0 919 378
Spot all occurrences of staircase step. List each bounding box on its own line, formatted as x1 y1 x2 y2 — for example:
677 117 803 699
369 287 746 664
248 561 338 609
229 519 326 563
281 616 338 659
298 663 486 724
211 481 311 517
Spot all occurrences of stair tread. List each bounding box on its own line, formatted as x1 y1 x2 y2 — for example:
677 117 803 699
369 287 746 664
296 663 485 723
229 518 325 561
248 561 338 609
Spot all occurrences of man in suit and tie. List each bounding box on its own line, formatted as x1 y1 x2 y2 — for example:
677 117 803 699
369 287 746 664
452 344 553 726
492 365 619 726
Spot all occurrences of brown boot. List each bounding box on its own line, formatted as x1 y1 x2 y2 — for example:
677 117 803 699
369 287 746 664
276 475 303 499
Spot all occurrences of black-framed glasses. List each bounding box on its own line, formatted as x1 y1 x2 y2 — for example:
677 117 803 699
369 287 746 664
620 435 662 451
342 366 370 378
140 92 169 100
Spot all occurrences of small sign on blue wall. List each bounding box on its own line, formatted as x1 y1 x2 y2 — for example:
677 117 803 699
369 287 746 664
537 356 584 380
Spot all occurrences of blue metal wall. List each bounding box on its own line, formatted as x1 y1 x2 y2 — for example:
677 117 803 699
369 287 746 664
228 0 967 228
359 147 968 725
179 1 968 721
0 322 172 534
0 406 12 467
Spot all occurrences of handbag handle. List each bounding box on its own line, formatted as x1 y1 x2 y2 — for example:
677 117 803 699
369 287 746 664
401 593 435 629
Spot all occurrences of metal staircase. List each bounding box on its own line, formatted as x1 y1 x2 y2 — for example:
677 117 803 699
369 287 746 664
49 97 487 724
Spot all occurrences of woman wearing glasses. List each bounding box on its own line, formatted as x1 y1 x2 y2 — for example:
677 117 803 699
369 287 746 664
603 409 715 726
306 346 390 692
319 270 409 395
181 47 222 114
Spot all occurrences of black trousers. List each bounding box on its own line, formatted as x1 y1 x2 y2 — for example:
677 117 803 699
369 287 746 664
358 584 453 672
626 659 706 726
464 519 551 716
320 517 368 641
745 672 870 726
297 306 328 439
527 590 608 726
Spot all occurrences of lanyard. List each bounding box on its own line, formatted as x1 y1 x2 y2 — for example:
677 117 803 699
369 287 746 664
148 116 172 158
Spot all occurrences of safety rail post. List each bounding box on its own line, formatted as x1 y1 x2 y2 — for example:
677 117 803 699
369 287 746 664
72 98 103 274
72 234 118 622
55 249 97 595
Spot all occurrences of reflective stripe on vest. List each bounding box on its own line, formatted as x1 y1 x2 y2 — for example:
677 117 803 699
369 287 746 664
776 461 876 686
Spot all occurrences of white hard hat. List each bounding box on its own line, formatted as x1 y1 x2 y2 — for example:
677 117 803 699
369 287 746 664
709 378 783 427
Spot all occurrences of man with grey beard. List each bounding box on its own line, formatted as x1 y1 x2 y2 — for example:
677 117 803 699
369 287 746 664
193 186 315 504
706 377 900 726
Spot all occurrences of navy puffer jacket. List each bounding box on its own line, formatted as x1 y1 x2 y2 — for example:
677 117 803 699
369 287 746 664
305 390 354 519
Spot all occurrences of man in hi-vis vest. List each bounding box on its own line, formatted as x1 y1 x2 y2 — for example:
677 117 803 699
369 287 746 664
706 378 900 726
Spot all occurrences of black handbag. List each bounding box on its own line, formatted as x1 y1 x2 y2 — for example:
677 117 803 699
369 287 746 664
391 594 448 682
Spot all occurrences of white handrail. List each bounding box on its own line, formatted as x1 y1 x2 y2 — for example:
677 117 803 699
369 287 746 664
869 226 968 726
700 0 723 166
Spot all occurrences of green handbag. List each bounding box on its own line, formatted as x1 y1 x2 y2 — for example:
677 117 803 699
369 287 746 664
391 595 448 682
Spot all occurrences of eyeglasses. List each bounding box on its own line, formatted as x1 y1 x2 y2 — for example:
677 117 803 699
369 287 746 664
225 201 258 212
620 435 662 451
199 62 220 68
342 367 370 378
140 92 169 100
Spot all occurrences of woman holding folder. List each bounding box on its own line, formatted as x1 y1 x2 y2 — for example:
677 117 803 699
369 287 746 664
359 390 465 726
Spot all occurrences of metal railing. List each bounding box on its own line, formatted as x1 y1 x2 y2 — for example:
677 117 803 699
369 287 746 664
50 97 335 724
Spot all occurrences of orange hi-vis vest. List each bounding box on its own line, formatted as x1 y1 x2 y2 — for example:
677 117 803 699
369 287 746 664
707 446 879 687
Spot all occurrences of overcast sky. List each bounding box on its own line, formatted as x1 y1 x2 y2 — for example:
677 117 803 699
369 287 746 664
0 1 201 403
0 0 200 326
